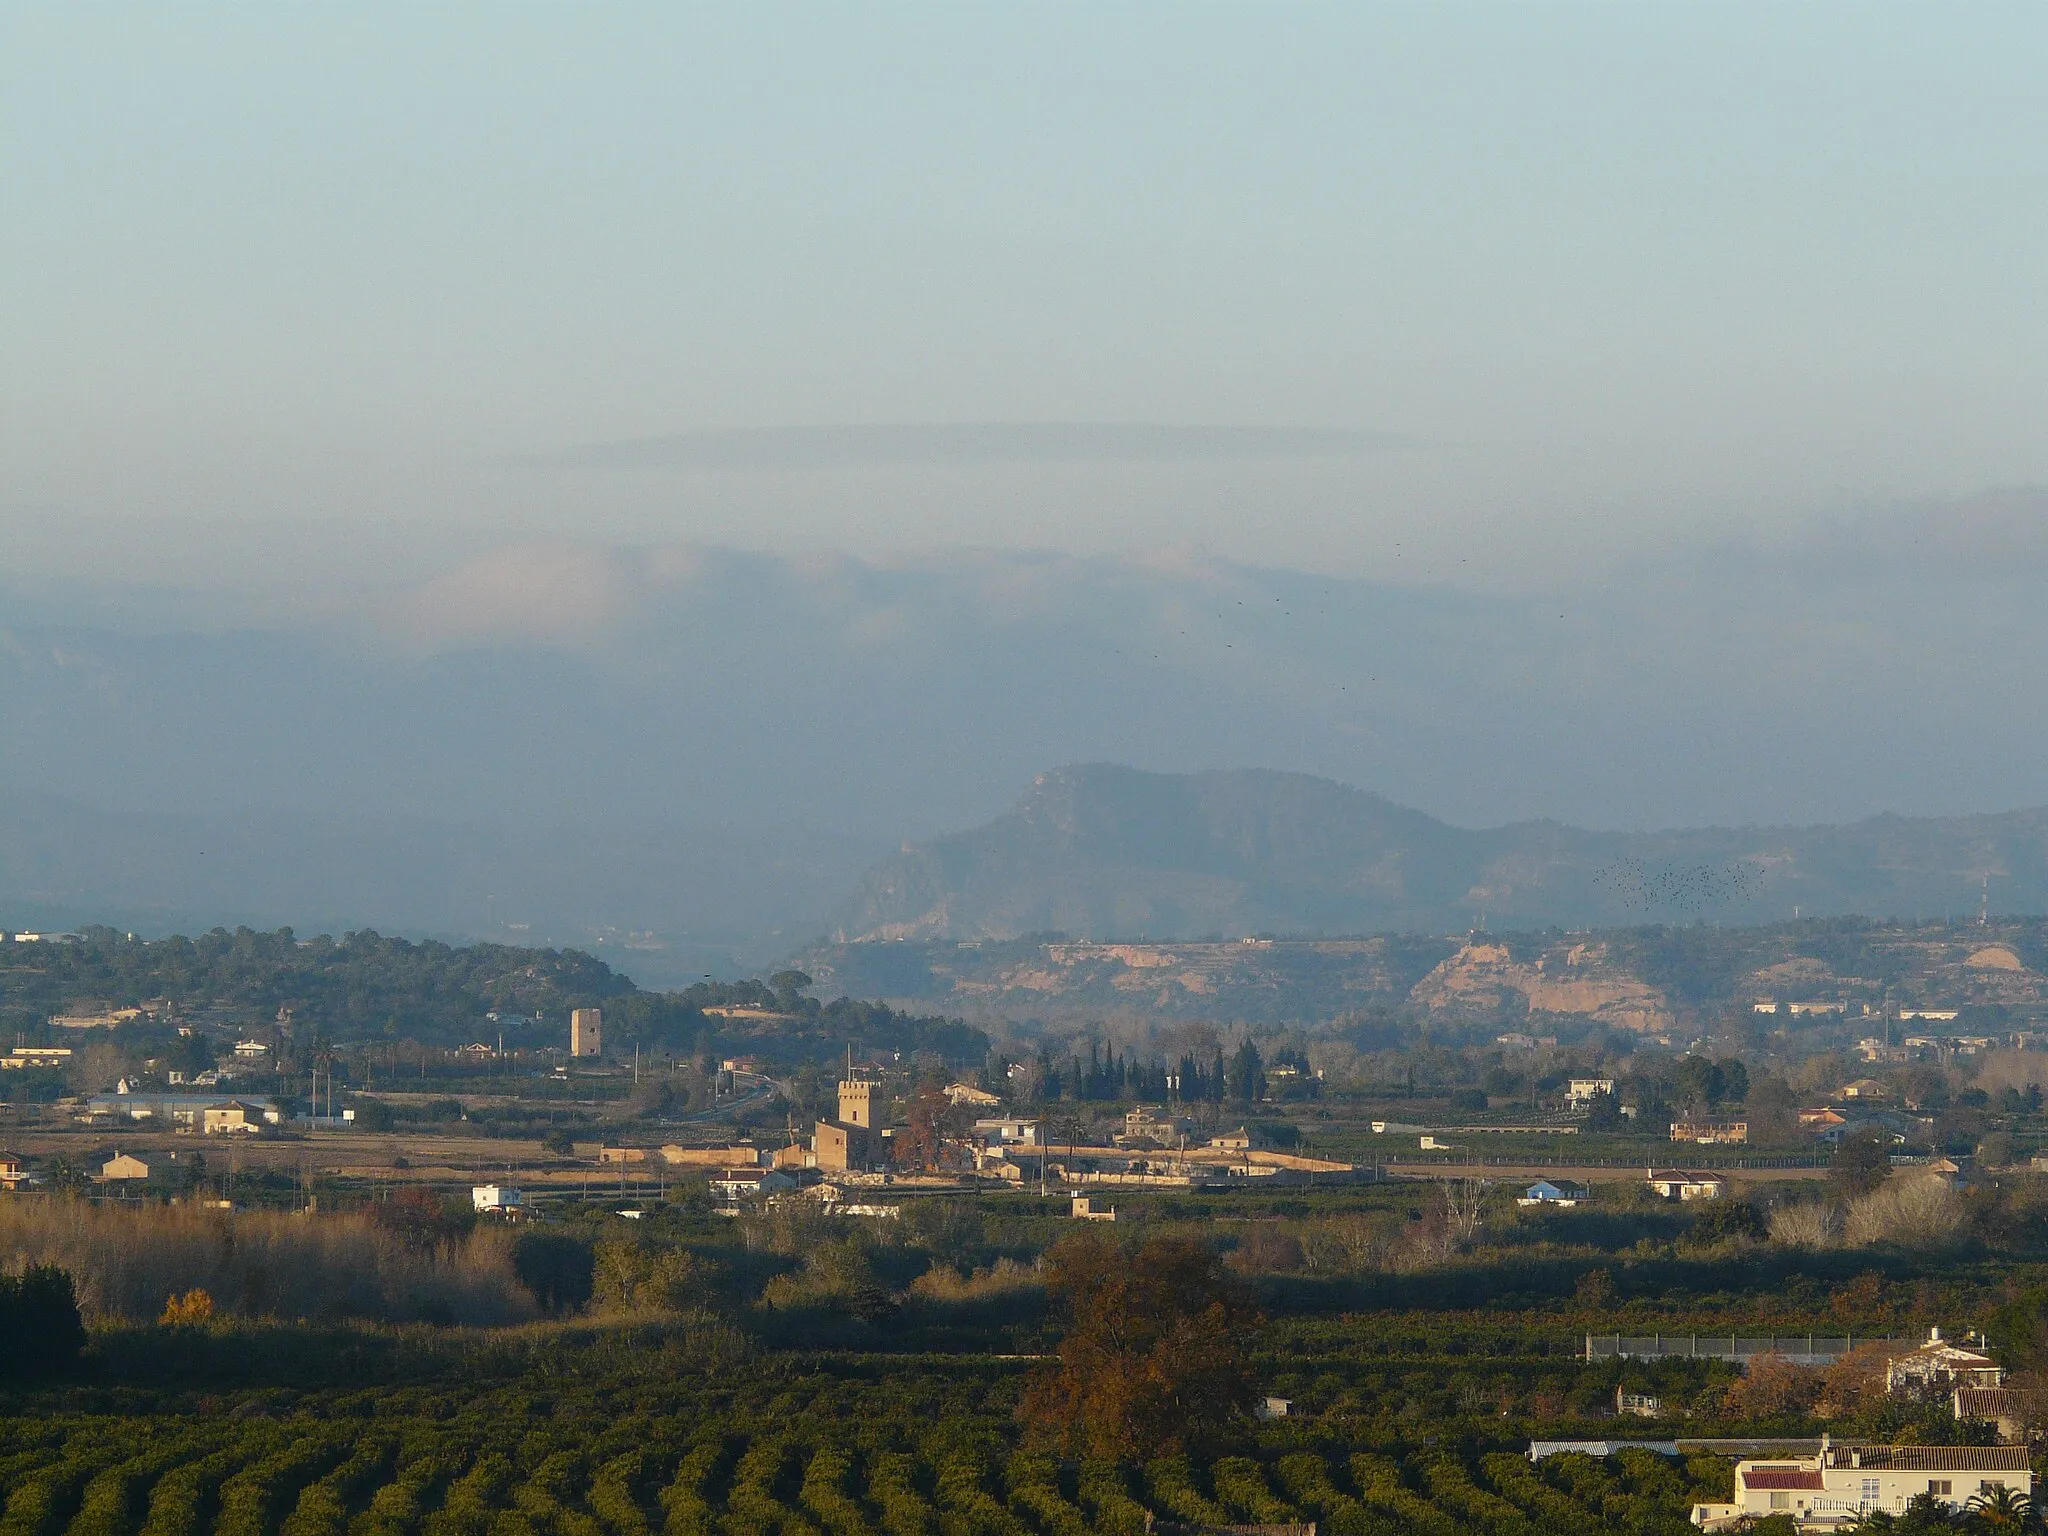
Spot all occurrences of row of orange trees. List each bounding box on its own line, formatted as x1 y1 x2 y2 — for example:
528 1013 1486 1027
0 1409 1729 1536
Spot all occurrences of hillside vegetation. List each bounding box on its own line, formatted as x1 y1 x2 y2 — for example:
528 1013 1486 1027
833 764 2048 942
0 927 983 1061
805 915 2048 1028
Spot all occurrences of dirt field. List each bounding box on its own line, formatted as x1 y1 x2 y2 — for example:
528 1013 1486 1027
1380 1160 1827 1186
0 1125 698 1189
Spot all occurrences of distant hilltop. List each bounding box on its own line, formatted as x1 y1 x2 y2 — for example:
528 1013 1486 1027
829 764 2048 943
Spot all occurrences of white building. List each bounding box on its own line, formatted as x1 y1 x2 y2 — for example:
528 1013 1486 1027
709 1167 796 1203
1518 1179 1589 1207
83 1092 282 1127
472 1184 523 1213
0 1046 72 1070
1884 1328 2004 1395
1692 1441 2030 1529
1566 1078 1616 1107
973 1117 1040 1146
1645 1168 1727 1201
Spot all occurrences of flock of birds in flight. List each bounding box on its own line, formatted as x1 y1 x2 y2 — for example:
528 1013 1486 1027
1593 857 1766 913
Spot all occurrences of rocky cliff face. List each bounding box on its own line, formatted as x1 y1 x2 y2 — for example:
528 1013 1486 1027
799 920 2048 1030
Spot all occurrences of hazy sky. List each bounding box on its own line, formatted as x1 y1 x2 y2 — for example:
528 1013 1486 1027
7 4 2048 600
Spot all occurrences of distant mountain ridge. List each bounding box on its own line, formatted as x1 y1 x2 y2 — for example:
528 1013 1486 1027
831 765 2048 940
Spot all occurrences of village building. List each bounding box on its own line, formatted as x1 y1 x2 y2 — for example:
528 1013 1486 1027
836 1078 874 1129
471 1185 522 1213
711 1167 797 1203
1669 1119 1749 1145
973 1117 1040 1146
1884 1328 2004 1395
659 1143 765 1168
0 1046 72 1070
1692 1442 2030 1529
1954 1387 2047 1443
1836 1078 1892 1101
805 1076 883 1173
943 1082 1001 1108
201 1101 263 1135
1115 1106 1189 1146
1566 1078 1616 1107
811 1120 870 1173
1518 1179 1590 1207
101 1152 151 1182
1644 1169 1726 1201
50 1006 143 1029
83 1092 282 1129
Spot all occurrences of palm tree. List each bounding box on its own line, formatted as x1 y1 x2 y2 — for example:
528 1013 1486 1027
1965 1483 2035 1533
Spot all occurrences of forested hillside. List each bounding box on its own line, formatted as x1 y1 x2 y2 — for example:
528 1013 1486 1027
0 927 984 1063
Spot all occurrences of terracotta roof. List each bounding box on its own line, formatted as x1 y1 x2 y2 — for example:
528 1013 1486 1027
1956 1387 2042 1417
1743 1470 1823 1490
1831 1446 2030 1472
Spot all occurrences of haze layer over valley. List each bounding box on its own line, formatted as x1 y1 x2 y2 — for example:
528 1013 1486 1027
9 515 2048 973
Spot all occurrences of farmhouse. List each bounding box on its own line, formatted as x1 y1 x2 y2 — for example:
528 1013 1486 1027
1518 1179 1589 1207
1669 1119 1748 1145
201 1101 263 1135
83 1092 282 1129
1692 1442 2029 1529
1644 1169 1726 1201
1884 1328 2004 1394
710 1167 797 1203
0 1046 72 1070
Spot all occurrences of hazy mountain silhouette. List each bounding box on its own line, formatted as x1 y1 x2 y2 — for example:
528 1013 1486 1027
833 764 2048 940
